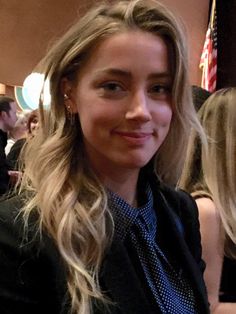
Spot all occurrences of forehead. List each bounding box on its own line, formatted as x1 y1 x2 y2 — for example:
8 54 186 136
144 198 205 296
79 30 170 76
30 115 38 122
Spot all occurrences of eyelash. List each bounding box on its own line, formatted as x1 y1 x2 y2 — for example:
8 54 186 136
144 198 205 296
149 84 171 94
100 82 124 92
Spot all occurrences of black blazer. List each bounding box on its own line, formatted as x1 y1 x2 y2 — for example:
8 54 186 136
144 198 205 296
0 130 10 195
0 179 209 314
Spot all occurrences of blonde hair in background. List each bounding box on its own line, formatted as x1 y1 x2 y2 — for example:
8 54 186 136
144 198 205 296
179 87 236 257
8 110 30 138
20 1 205 313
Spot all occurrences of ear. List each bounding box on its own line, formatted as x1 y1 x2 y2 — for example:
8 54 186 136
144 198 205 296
0 111 7 120
60 78 78 113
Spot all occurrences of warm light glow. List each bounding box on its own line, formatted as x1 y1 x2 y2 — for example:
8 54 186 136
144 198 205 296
0 83 6 95
22 72 51 110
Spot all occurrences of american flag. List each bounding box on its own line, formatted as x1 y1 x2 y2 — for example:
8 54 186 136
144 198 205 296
199 0 217 92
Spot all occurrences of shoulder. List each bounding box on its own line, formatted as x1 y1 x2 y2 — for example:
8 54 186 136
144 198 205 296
158 183 200 238
0 194 31 249
160 183 198 217
0 194 68 312
195 197 218 221
148 173 197 212
0 193 25 221
0 192 64 271
0 130 7 148
12 138 26 150
7 138 26 158
0 192 44 252
159 182 194 201
195 197 221 232
151 180 205 266
0 193 23 219
160 184 201 233
195 197 221 242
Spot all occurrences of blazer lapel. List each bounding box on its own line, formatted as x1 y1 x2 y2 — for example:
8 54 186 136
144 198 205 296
99 238 155 314
155 189 209 313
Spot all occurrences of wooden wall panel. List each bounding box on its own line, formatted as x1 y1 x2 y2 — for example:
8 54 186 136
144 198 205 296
0 0 209 87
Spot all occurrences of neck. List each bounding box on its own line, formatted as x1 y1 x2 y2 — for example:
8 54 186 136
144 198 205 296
93 165 140 206
0 122 7 133
106 174 139 206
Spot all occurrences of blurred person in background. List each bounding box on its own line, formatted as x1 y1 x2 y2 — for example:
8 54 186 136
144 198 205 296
0 96 18 196
179 87 236 313
5 110 30 155
191 85 211 112
7 109 39 170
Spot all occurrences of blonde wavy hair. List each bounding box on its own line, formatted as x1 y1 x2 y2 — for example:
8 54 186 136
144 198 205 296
179 87 236 257
20 0 204 313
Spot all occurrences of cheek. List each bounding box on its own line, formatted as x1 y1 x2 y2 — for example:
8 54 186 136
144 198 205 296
154 105 173 127
77 100 115 128
77 109 96 139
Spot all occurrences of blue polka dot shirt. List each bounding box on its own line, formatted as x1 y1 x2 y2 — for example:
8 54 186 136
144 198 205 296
108 183 200 314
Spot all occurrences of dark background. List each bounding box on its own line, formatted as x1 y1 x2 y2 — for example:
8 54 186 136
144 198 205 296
217 0 236 89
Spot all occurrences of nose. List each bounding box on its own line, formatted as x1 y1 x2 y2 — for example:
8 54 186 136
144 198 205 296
125 91 151 122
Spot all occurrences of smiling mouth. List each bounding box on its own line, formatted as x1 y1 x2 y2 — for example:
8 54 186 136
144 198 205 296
114 131 153 137
113 131 153 145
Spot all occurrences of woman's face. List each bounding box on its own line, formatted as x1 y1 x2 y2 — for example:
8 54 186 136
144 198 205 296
70 30 173 174
30 116 39 136
16 116 27 136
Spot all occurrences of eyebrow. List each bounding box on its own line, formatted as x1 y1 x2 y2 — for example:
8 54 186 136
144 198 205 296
94 68 172 80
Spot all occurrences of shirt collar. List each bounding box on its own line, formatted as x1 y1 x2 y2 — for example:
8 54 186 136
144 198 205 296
108 183 154 241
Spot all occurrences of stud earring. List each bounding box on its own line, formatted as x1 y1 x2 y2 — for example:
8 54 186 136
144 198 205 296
66 104 71 112
63 93 72 112
64 93 69 100
63 93 74 124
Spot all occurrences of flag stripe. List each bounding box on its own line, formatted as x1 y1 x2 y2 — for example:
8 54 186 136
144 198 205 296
199 0 217 93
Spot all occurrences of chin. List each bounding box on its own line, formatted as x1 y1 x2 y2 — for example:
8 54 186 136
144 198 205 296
120 156 153 170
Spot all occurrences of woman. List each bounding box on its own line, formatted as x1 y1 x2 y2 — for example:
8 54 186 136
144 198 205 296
26 109 39 138
0 1 209 313
179 87 236 313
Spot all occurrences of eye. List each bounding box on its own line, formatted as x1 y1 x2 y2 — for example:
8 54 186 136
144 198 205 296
149 84 172 100
149 84 171 94
100 82 124 92
97 81 127 99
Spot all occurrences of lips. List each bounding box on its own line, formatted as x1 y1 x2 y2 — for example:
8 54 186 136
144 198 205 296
117 132 152 137
113 130 153 145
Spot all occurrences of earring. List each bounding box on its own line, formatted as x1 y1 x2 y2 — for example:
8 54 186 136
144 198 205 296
64 93 69 100
64 93 71 111
66 103 71 112
63 93 74 124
